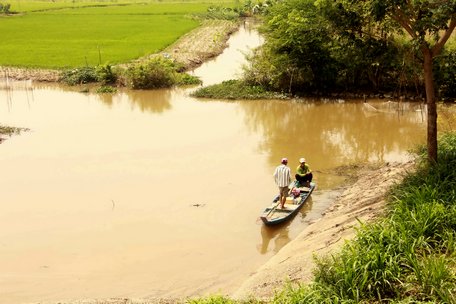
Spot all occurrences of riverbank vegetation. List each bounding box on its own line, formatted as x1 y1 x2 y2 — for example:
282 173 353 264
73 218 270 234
187 132 456 303
0 125 29 142
60 58 201 89
191 79 287 99
244 0 455 100
195 0 455 102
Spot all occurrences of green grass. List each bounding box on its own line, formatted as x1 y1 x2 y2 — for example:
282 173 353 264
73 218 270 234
191 79 289 99
0 0 236 68
7 0 236 13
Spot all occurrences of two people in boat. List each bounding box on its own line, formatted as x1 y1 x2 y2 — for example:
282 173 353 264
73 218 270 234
273 157 313 209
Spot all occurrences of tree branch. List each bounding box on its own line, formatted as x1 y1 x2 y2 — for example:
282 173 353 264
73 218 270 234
432 16 456 57
391 7 417 38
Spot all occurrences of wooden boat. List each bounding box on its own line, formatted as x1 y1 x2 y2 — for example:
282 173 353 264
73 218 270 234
260 181 316 226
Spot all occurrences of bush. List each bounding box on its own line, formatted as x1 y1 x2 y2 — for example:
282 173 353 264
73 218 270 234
60 67 98 85
95 64 117 85
176 73 202 86
0 3 11 14
124 57 177 89
96 85 117 93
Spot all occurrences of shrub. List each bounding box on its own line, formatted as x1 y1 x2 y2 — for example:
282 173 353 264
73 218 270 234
176 73 202 85
96 85 117 94
95 64 117 85
0 3 11 14
60 67 98 85
124 57 177 89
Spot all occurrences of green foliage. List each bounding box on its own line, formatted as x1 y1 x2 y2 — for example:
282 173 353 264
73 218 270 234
124 57 175 89
250 0 337 93
122 56 198 89
191 79 288 99
60 67 98 85
0 2 11 14
176 73 202 86
96 85 117 93
95 64 117 85
194 5 241 20
244 0 456 98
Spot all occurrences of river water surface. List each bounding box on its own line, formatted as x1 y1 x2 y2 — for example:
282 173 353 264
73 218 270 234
0 22 430 303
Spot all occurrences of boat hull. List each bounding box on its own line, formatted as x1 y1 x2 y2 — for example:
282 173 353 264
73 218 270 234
260 182 315 226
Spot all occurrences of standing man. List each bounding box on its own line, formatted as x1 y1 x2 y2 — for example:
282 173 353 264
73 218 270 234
273 157 291 209
295 157 313 187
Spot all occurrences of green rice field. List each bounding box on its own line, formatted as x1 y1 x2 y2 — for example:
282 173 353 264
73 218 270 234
0 0 236 68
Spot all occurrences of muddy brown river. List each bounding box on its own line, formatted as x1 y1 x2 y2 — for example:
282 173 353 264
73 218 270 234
0 22 432 303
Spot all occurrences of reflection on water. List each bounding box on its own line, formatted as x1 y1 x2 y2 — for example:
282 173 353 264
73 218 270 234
0 21 439 304
258 197 313 254
238 99 425 189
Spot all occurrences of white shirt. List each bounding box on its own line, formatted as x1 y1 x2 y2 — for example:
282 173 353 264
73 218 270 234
273 164 291 187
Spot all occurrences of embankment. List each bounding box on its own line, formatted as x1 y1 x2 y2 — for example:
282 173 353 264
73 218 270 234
232 161 415 301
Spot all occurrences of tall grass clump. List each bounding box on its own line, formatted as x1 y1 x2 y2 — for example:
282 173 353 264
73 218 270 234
121 57 201 89
273 132 456 303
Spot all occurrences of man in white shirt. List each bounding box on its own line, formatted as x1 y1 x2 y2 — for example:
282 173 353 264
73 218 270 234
273 157 291 209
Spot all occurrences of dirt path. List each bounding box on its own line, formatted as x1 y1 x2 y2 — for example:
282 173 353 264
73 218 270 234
0 20 238 82
232 161 415 301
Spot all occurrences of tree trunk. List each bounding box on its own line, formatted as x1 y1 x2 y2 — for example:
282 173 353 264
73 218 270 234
422 47 438 163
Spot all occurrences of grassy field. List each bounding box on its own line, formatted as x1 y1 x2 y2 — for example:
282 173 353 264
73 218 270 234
0 0 236 68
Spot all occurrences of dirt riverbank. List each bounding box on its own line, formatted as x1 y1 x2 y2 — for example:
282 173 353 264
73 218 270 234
232 160 415 301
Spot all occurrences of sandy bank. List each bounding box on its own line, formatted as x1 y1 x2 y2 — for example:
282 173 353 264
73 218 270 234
232 161 415 301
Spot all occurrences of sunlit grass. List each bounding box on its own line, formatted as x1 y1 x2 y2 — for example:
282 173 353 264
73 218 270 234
0 0 237 68
7 0 236 13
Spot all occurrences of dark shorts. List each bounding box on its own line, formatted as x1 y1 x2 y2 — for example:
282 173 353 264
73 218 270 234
296 172 313 183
